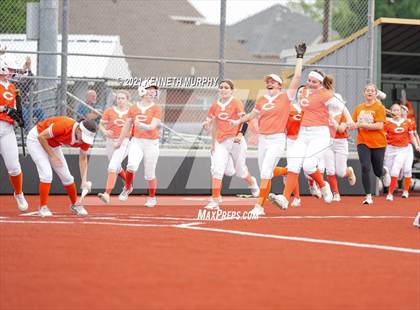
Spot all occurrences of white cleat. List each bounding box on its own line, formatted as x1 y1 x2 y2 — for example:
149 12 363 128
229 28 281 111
70 204 88 216
413 211 420 228
268 193 276 202
271 194 289 210
248 176 260 198
118 186 133 201
320 182 333 204
402 191 409 199
39 205 53 217
382 167 391 187
205 199 220 210
145 197 157 208
362 194 373 205
309 182 322 199
347 167 356 186
332 193 341 202
14 192 28 211
98 192 110 204
386 194 393 201
249 204 265 216
291 197 301 207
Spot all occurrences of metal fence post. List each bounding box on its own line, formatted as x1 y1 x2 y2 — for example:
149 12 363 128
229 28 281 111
367 0 375 84
59 0 69 115
218 0 226 82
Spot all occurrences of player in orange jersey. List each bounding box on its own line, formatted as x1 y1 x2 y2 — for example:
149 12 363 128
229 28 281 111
323 94 356 202
115 80 161 207
230 43 306 215
0 59 28 211
26 117 97 216
97 90 131 203
350 83 391 205
384 103 420 201
202 79 259 210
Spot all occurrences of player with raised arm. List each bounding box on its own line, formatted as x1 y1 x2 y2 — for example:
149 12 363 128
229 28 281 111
26 117 97 216
115 80 161 208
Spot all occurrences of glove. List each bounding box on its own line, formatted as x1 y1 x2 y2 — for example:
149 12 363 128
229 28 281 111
295 42 307 58
2 106 23 126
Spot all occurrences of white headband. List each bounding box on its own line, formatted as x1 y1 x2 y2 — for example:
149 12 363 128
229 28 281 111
308 71 324 82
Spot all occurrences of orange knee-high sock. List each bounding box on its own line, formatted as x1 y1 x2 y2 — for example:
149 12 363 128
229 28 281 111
309 170 325 188
327 175 339 193
9 173 23 195
293 181 300 198
148 179 157 197
39 182 51 206
118 169 127 182
125 171 135 189
389 176 398 195
212 178 222 199
403 177 411 192
64 183 78 205
283 172 298 201
257 179 271 206
105 172 117 194
273 167 287 177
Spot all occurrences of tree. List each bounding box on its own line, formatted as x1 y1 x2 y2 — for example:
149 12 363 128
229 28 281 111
0 0 29 34
293 0 420 39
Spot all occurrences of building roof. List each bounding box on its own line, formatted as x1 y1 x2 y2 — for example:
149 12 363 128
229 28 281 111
0 34 131 79
227 4 325 57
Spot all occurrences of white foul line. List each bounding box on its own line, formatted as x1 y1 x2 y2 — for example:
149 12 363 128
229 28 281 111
174 224 420 254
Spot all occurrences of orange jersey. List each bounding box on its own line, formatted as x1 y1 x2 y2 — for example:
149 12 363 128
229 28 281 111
286 107 303 140
254 92 290 135
207 97 244 143
0 80 16 125
101 106 131 139
128 102 161 140
405 100 416 123
384 118 413 147
36 116 91 151
329 113 348 139
299 87 333 127
408 118 417 132
352 101 387 148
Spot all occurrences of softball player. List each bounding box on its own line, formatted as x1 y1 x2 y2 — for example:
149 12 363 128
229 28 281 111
203 79 259 210
350 83 391 205
0 60 28 211
323 95 356 202
271 70 346 209
97 91 131 203
115 80 161 208
384 103 420 201
231 43 306 215
26 117 97 216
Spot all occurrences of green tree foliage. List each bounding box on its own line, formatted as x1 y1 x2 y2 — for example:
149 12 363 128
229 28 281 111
0 0 39 34
296 0 420 39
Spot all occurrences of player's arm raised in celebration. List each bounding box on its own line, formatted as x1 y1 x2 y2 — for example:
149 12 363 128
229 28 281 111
287 42 306 100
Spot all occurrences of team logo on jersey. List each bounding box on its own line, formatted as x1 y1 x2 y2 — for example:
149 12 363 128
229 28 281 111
135 114 148 122
292 114 302 121
394 127 405 133
262 102 275 111
217 112 230 120
299 97 309 107
113 119 125 127
2 91 14 101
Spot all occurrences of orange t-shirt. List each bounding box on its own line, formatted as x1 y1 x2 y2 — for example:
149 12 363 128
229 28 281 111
0 80 16 125
101 106 131 139
329 113 348 139
299 87 333 127
128 102 161 140
286 107 303 140
407 118 417 133
352 101 387 148
254 92 291 135
384 118 413 147
405 100 416 123
207 97 244 143
36 116 91 151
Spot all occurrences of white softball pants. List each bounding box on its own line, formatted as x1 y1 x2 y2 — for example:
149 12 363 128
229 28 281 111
0 121 21 176
126 137 159 180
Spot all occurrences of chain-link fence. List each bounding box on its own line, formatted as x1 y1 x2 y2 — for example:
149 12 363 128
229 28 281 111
1 0 373 153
